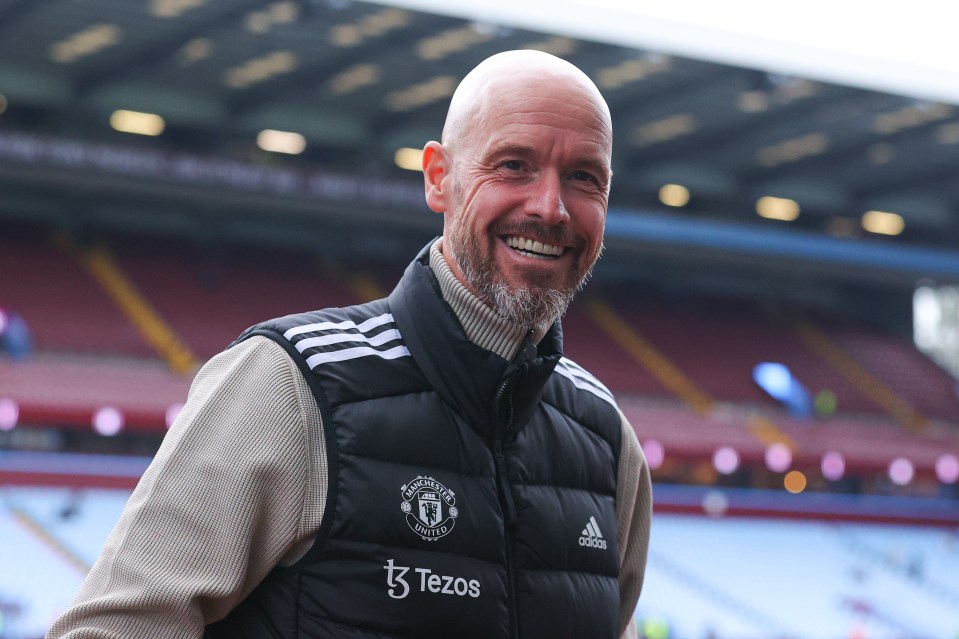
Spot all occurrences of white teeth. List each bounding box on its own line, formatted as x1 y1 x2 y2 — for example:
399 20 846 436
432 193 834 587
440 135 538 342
506 236 565 258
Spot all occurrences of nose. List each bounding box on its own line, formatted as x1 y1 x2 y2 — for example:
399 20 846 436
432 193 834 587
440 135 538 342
524 170 568 225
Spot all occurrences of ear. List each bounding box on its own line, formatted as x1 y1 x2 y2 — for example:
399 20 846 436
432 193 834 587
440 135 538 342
422 141 449 213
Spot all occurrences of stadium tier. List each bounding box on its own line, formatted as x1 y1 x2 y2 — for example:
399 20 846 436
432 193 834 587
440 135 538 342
595 294 881 416
606 295 785 406
2 223 958 478
0 225 153 358
111 236 364 360
3 485 957 639
620 398 958 478
823 325 959 422
1 354 190 431
562 302 673 396
640 510 959 638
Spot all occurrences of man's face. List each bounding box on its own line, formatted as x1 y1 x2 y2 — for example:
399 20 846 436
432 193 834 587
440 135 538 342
443 78 612 326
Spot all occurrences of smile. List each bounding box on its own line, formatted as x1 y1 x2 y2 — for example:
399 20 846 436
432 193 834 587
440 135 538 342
505 236 565 260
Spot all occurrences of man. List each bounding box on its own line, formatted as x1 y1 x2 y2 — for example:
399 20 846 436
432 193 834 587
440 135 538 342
48 50 651 639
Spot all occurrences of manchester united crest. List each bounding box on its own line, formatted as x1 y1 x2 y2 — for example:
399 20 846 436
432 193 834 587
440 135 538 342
400 475 458 541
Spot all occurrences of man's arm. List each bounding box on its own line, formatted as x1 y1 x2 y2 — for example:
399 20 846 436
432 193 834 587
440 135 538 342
615 410 653 639
46 336 325 638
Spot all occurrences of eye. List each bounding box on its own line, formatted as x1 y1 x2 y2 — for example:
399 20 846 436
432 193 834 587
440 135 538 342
501 160 523 171
571 170 596 183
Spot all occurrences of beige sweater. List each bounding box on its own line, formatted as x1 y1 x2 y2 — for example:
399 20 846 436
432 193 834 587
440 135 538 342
47 242 652 639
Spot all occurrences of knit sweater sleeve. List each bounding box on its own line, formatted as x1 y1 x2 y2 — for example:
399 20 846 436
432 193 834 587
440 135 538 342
46 335 326 639
615 410 652 639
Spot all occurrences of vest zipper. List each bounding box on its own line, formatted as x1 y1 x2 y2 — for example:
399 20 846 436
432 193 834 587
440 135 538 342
492 375 519 638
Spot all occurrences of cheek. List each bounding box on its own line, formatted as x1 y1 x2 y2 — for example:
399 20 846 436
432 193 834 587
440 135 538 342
467 189 510 233
453 179 501 222
574 200 608 244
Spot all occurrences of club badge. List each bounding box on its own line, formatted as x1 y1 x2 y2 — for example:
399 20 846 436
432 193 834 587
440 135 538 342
401 475 458 541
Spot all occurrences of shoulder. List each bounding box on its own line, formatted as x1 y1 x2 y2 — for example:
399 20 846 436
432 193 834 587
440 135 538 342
191 334 299 398
238 299 391 345
551 356 618 410
235 299 410 370
546 356 622 447
234 302 427 407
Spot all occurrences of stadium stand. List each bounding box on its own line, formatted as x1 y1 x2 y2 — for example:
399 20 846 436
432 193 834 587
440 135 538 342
604 295 783 406
2 222 957 460
0 490 90 638
638 513 959 638
822 324 959 422
616 396 766 459
111 235 363 360
595 293 886 416
4 485 957 639
1 354 190 430
562 301 672 397
617 396 958 476
0 223 152 358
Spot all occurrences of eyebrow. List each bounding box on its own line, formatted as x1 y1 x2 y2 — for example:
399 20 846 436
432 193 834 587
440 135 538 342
485 143 537 163
486 143 611 183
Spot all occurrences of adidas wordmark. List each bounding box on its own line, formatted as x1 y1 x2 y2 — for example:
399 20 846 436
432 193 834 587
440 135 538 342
578 515 607 550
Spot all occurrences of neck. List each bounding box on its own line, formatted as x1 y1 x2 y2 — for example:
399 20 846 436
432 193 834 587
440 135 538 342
430 239 552 360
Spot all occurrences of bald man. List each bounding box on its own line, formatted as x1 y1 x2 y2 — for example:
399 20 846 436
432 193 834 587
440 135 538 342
48 51 651 639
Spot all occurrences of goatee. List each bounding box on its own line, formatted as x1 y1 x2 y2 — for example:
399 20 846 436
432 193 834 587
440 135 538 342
447 220 600 328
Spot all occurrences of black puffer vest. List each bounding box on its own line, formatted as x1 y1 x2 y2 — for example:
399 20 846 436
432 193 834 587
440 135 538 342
207 243 624 639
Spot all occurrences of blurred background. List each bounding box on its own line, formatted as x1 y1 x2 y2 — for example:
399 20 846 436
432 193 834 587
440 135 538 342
1 1 958 637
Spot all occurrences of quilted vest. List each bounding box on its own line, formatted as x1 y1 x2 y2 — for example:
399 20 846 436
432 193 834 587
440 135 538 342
207 243 624 639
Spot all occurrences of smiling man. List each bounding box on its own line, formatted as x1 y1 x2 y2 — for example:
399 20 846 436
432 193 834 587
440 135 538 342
48 51 651 639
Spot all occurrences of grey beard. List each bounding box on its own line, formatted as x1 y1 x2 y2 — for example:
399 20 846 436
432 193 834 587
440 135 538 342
487 278 572 328
444 177 599 327
454 247 581 328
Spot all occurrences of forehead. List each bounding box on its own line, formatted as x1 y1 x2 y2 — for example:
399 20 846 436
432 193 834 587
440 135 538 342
467 78 612 160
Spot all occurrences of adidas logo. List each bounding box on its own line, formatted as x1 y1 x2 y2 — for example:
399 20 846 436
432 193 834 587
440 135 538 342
578 515 607 550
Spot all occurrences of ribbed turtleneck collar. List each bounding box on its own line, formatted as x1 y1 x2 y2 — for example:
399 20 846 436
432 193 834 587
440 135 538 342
429 238 552 361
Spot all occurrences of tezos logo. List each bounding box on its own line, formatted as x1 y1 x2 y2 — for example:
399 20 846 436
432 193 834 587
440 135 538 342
401 475 458 541
383 559 480 600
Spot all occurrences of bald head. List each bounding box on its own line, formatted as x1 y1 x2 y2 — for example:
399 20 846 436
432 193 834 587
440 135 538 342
442 50 612 154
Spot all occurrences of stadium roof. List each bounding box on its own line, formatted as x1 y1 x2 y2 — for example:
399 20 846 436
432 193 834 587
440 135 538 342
0 0 957 291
